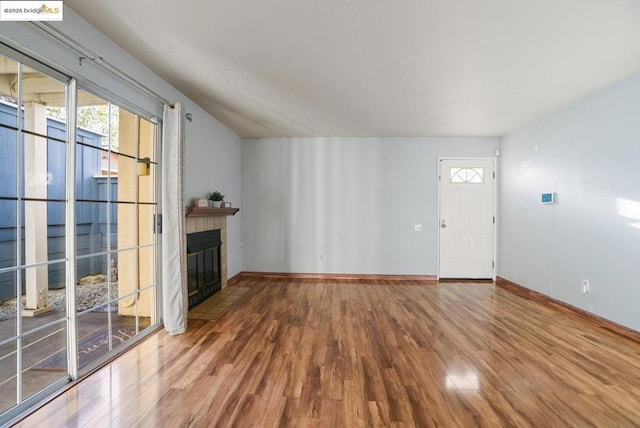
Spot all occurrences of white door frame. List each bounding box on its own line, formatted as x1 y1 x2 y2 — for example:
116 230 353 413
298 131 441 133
436 156 497 280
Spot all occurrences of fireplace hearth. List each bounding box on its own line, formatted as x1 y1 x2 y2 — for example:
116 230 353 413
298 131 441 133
186 229 222 309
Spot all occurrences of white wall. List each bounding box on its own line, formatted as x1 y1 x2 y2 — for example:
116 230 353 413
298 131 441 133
242 137 498 274
0 8 243 277
184 109 242 276
499 72 640 331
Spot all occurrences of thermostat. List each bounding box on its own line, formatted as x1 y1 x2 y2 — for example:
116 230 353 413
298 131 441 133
541 193 555 204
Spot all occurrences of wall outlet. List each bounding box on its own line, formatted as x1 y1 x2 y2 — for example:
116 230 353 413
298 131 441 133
581 279 590 294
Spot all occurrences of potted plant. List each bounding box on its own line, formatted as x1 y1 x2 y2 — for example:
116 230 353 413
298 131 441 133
207 191 225 208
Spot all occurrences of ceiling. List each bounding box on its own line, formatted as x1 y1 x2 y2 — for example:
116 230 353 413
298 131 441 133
65 0 640 138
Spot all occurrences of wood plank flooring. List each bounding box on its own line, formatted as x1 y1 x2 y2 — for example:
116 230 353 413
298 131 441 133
16 278 640 427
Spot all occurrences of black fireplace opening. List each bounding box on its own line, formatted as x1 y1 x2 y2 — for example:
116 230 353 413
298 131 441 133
187 229 222 309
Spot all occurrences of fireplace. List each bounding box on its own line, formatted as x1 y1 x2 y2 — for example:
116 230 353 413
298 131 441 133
186 229 222 309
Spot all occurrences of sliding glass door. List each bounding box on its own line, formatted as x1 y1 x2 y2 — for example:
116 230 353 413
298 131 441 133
73 89 159 371
0 47 161 423
0 53 70 415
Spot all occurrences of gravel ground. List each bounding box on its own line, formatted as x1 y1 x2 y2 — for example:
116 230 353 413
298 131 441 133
0 282 118 321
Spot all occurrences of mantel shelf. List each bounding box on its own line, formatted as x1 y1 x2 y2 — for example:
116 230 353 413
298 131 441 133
185 207 240 217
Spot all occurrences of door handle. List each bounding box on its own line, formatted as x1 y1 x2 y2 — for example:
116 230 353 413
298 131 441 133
441 219 447 229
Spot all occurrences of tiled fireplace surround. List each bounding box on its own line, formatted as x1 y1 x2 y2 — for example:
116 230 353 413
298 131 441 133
185 215 228 289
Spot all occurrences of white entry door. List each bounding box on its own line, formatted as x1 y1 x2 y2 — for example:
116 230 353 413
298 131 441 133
438 158 495 279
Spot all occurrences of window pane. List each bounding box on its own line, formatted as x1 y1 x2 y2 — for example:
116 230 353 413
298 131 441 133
111 287 155 349
0 340 17 413
139 246 156 289
22 130 51 203
138 116 156 163
22 261 66 332
21 325 67 401
0 128 17 198
76 145 109 201
76 90 111 150
45 139 66 201
110 306 137 350
76 201 114 256
77 309 111 369
76 254 113 311
21 66 66 138
115 248 137 306
0 270 17 336
102 152 118 177
117 109 137 158
114 157 136 203
450 167 484 184
138 163 155 204
137 286 156 327
0 54 19 129
20 201 66 265
116 203 137 250
0 200 17 270
138 205 156 246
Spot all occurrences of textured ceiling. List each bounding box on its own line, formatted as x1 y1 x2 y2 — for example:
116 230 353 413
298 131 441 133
65 0 640 138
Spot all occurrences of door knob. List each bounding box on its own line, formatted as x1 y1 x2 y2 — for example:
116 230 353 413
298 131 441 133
441 219 447 229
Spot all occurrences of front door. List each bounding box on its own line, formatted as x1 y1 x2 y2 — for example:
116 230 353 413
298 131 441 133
438 158 495 279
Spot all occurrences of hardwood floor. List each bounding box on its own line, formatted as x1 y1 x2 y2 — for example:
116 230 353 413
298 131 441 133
16 278 640 427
